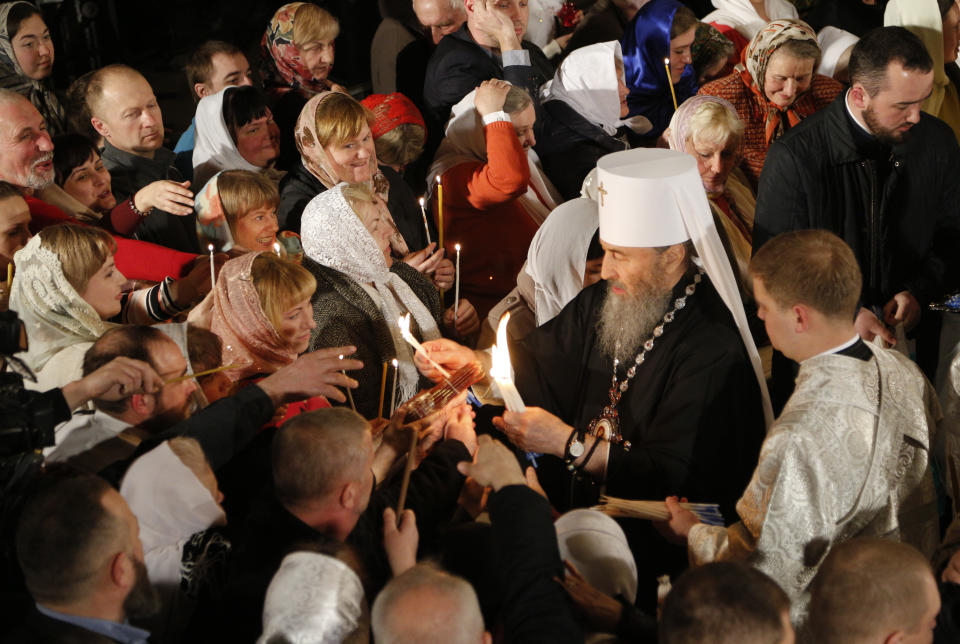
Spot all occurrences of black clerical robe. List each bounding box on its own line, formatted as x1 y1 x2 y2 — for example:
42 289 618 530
511 275 765 604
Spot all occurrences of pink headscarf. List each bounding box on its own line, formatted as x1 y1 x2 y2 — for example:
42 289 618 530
197 252 299 382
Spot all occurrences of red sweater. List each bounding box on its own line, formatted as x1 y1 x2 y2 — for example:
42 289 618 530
24 195 198 282
437 121 539 318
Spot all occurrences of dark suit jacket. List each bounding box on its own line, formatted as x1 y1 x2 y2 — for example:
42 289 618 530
423 24 553 133
2 607 123 644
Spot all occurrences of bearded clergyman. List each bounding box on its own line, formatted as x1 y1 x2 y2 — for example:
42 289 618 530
415 148 771 606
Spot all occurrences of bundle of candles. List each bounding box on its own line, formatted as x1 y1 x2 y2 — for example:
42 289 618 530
403 362 484 421
595 496 725 526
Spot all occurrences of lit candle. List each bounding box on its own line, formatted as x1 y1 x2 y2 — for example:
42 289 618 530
436 176 444 251
490 312 525 411
339 354 356 412
390 358 399 416
664 58 679 111
419 197 432 245
273 242 281 257
398 313 452 378
207 243 216 287
378 361 388 419
454 243 461 323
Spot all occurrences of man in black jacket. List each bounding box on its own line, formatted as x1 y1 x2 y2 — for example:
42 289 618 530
754 27 960 401
423 0 552 133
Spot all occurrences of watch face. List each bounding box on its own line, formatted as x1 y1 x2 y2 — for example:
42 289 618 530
569 439 585 458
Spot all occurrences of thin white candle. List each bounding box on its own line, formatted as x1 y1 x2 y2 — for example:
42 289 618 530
454 243 461 322
419 197 431 245
398 313 451 378
207 244 216 287
490 312 525 411
339 354 356 412
390 358 399 416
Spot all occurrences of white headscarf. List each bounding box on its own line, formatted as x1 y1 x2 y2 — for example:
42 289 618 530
9 234 113 372
427 88 562 226
301 184 441 401
556 509 638 605
542 41 625 136
192 87 264 189
120 441 226 588
816 26 859 80
525 197 599 325
258 551 365 644
885 0 950 117
704 0 799 40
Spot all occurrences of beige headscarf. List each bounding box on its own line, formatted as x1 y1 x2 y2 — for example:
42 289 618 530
294 91 389 198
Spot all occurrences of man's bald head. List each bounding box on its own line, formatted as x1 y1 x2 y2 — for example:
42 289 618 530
0 89 54 189
87 65 164 158
412 0 466 44
372 564 489 644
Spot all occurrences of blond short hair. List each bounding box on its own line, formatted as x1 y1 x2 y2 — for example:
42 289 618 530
313 92 374 148
293 3 340 45
374 123 426 167
250 253 316 330
217 170 280 235
687 100 744 149
39 224 116 294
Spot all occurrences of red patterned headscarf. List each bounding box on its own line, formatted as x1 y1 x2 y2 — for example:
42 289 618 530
260 2 338 97
735 18 820 144
359 93 427 140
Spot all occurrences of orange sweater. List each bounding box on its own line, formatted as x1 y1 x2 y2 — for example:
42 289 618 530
437 121 539 318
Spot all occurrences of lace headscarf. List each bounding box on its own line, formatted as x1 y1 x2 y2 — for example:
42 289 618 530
524 197 598 326
427 88 561 226
736 19 820 145
0 2 65 135
301 184 440 401
120 441 226 588
260 3 332 98
294 91 389 198
541 41 625 136
191 251 300 382
9 234 113 371
192 87 264 189
258 552 365 644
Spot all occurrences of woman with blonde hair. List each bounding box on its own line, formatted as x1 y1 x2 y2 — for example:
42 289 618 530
261 2 345 170
10 224 200 390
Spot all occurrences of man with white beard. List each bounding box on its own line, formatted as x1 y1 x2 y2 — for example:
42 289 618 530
415 148 770 608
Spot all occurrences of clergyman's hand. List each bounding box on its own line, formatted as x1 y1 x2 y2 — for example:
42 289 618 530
883 290 921 331
494 407 570 456
653 496 700 545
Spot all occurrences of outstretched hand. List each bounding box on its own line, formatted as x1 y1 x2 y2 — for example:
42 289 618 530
258 346 361 406
413 338 477 382
383 507 418 576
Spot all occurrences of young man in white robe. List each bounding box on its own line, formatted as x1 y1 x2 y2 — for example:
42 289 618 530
660 229 941 622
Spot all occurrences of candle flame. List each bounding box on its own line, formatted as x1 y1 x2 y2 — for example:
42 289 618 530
207 243 214 252
397 313 412 341
419 196 425 207
338 354 344 360
436 175 441 184
664 57 670 65
455 243 461 251
490 312 512 380
392 358 399 367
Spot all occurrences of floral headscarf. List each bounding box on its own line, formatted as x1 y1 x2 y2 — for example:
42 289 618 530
736 18 820 144
260 2 333 97
0 2 65 135
294 91 389 198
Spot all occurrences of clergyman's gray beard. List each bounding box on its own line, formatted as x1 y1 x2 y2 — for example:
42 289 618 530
596 284 673 364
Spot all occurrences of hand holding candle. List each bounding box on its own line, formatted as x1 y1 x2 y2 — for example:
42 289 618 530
398 313 452 379
339 354 357 412
419 197 432 245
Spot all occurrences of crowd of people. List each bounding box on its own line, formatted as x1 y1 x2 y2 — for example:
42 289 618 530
3 0 960 641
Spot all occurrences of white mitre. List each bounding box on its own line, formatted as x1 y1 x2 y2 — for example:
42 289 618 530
595 148 773 426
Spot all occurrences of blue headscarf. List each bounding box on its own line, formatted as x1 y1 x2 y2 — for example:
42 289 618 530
620 0 698 137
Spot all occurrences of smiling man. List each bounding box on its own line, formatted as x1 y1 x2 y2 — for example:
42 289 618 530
414 148 768 610
87 64 199 253
754 26 960 407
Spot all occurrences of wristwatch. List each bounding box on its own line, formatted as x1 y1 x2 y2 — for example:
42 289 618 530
564 428 585 471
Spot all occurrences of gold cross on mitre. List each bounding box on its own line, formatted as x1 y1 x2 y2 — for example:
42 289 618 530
597 182 608 206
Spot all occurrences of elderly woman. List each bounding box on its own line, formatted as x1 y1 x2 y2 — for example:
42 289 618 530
620 0 699 138
666 94 754 293
537 41 631 201
261 2 345 171
699 19 842 189
885 0 960 142
192 86 282 188
0 1 64 135
301 182 474 419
